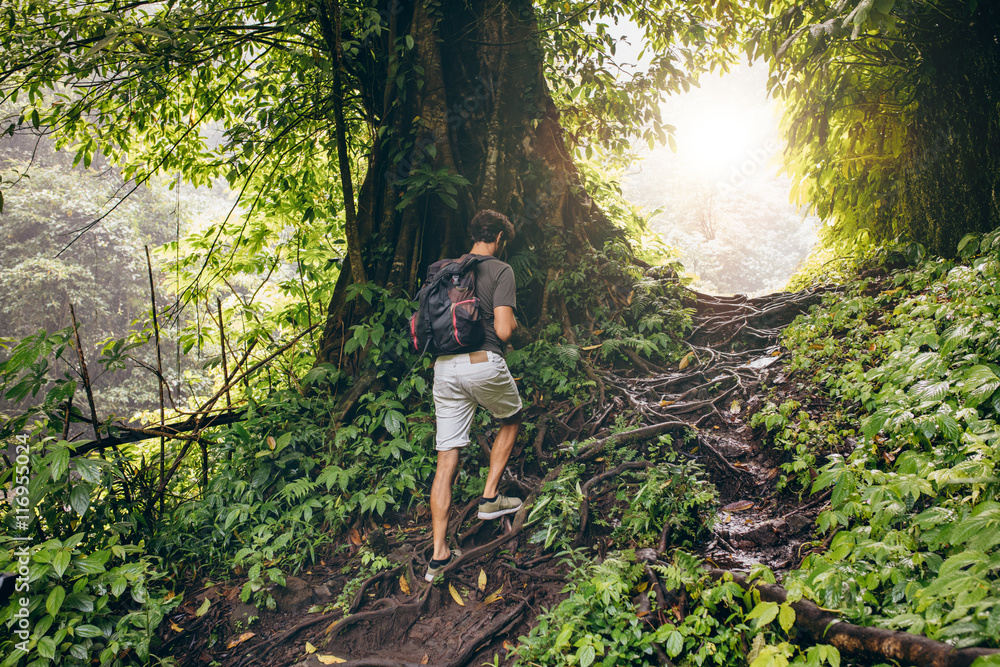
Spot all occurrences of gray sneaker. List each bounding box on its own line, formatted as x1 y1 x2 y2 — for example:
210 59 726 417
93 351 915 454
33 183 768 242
424 549 462 582
478 494 522 520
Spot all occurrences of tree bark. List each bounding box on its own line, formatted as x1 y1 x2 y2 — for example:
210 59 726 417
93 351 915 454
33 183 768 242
316 0 622 374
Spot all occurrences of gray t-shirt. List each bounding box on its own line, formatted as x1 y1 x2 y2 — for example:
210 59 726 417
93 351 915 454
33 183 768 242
472 255 516 355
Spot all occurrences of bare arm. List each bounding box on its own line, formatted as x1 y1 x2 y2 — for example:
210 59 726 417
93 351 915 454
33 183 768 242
493 305 517 342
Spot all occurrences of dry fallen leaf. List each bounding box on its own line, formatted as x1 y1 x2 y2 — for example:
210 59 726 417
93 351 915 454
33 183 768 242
636 581 648 592
679 352 694 370
722 500 754 512
636 610 649 617
399 573 411 596
195 598 211 617
225 632 255 649
478 569 487 591
448 583 465 606
169 621 185 633
580 343 602 351
165 591 176 601
349 527 362 546
503 640 514 651
482 585 504 605
421 655 429 665
266 435 276 450
324 619 340 634
317 655 346 664
305 642 317 654
730 400 741 414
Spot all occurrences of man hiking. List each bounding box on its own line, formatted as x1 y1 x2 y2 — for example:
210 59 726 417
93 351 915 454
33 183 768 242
425 209 524 582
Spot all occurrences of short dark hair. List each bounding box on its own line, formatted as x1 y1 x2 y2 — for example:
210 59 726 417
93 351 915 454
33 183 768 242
469 209 515 244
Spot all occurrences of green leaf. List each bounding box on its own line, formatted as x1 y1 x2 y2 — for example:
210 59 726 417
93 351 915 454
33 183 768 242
74 457 103 483
778 603 795 632
832 470 856 507
383 409 405 436
50 445 70 482
909 380 949 402
746 600 780 627
46 585 66 616
578 644 596 667
275 432 292 451
52 549 71 578
665 631 683 657
37 636 56 659
70 484 91 516
957 233 980 258
75 624 103 638
196 597 211 617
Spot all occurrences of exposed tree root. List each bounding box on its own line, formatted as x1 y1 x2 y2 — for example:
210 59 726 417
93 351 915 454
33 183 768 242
575 460 654 545
226 284 921 667
349 566 404 614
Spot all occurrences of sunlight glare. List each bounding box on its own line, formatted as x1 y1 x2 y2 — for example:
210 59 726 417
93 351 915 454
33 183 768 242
678 107 764 176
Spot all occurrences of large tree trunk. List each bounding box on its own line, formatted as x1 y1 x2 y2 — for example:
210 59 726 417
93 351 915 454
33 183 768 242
315 0 618 371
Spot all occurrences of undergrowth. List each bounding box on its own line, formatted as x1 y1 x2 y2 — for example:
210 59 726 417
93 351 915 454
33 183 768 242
513 551 841 667
0 245 692 665
757 230 1000 648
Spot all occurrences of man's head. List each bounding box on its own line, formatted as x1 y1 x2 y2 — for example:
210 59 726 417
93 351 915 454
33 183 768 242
469 209 515 253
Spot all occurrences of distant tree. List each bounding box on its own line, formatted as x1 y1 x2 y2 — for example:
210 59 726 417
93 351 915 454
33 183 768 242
0 130 181 418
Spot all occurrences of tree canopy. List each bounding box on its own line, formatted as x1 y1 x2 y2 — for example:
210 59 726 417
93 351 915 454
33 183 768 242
761 0 1000 255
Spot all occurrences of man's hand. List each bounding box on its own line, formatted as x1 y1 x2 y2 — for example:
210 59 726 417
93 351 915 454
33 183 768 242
493 305 517 342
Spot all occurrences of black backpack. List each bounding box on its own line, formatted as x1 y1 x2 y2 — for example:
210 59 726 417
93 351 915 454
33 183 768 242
410 254 495 355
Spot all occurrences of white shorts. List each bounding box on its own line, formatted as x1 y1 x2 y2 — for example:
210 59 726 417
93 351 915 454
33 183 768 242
433 350 523 451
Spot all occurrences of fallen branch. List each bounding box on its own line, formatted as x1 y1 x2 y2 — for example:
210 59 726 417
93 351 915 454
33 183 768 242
703 568 1000 667
574 420 689 462
68 410 247 457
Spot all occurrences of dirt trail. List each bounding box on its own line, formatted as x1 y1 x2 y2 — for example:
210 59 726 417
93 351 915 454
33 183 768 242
167 286 834 667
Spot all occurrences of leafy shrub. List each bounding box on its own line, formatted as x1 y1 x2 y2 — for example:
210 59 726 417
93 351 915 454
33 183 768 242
0 438 177 667
612 451 717 549
774 231 1000 647
526 465 586 552
512 552 835 667
0 535 176 667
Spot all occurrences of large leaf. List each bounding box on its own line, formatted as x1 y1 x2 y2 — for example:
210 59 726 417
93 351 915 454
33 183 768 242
69 483 91 516
46 585 66 616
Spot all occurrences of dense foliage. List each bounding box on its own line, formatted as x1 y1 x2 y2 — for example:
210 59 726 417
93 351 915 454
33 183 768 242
762 0 1000 255
758 230 1000 647
3 0 1000 665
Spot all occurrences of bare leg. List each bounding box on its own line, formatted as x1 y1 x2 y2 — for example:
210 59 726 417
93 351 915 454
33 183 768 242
483 417 521 499
431 449 460 561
